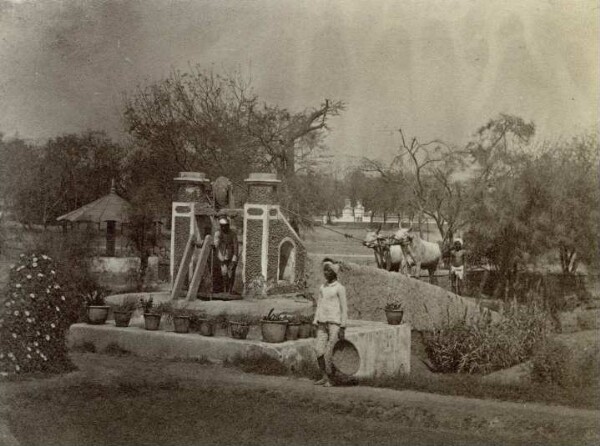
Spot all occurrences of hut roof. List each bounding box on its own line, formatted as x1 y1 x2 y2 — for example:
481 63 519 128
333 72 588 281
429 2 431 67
56 183 132 223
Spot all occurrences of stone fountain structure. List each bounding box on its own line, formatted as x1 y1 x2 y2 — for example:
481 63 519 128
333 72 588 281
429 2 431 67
169 171 307 299
68 171 411 379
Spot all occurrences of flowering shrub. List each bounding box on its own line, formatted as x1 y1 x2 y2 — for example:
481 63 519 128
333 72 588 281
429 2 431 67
0 252 84 377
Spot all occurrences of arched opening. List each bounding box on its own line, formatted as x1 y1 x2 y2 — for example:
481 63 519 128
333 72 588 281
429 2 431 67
278 239 296 283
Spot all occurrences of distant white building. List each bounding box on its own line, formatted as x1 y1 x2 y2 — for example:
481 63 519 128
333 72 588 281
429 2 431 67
327 198 367 223
340 199 354 222
354 200 364 222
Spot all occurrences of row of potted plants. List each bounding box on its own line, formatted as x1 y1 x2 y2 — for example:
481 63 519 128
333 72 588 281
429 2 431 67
85 293 315 343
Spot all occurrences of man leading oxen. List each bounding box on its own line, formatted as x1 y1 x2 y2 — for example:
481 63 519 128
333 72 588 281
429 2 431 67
392 227 441 284
363 227 412 274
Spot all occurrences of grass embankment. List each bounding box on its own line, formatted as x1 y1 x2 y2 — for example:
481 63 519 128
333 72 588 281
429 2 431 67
3 353 598 446
70 337 600 410
365 372 600 410
224 351 600 410
0 358 503 446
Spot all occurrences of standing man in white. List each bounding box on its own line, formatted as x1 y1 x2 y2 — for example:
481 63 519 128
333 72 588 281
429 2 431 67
313 259 348 387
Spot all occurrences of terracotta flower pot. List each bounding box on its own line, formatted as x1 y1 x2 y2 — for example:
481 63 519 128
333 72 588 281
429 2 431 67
298 323 312 339
229 322 250 340
87 306 110 325
198 318 214 337
261 320 288 343
285 323 300 341
113 311 133 327
144 313 162 331
384 309 404 325
173 316 191 333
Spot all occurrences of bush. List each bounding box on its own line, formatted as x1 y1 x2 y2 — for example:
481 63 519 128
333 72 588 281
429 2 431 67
531 337 600 388
32 228 101 298
424 302 551 374
0 252 84 377
530 339 573 386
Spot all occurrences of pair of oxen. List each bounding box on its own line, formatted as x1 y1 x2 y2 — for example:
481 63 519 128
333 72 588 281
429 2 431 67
363 227 442 283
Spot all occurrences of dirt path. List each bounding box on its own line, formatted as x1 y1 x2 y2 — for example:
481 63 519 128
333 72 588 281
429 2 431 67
1 353 598 445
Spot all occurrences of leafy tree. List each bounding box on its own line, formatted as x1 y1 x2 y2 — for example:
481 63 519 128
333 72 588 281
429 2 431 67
0 134 40 225
465 115 537 291
125 188 162 291
529 134 599 273
123 67 344 224
0 131 124 227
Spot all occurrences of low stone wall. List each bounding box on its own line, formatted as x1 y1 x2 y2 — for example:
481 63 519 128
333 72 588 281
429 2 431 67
67 319 410 379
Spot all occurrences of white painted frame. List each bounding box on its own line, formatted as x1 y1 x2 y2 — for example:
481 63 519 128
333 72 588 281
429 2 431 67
170 202 196 285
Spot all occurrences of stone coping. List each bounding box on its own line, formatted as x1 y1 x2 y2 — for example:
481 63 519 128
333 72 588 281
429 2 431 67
174 172 210 183
244 172 281 184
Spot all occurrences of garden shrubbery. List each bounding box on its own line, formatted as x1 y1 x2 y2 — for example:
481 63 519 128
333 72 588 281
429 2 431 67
32 228 100 297
531 336 600 388
0 252 84 377
424 302 551 374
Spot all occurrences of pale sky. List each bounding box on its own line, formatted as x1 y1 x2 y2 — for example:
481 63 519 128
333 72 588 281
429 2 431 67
0 0 597 165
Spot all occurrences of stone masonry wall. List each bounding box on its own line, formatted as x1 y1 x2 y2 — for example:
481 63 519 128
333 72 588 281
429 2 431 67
248 185 276 204
173 214 191 283
244 219 264 293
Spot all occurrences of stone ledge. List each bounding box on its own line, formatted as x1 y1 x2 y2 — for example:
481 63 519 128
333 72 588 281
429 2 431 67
67 320 410 379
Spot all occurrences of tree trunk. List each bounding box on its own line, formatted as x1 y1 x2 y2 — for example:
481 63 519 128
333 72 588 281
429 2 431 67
137 252 149 292
282 144 296 180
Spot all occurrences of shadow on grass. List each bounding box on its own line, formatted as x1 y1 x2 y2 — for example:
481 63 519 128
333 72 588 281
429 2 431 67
362 372 600 410
223 353 328 381
102 343 132 356
223 352 359 386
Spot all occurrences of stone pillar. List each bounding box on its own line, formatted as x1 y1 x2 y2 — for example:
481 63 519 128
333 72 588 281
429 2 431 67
170 172 211 286
242 173 281 296
245 172 280 204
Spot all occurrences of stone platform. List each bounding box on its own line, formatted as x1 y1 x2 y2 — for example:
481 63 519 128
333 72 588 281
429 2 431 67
68 319 410 379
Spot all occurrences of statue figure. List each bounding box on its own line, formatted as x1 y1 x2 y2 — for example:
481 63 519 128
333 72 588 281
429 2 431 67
214 216 239 293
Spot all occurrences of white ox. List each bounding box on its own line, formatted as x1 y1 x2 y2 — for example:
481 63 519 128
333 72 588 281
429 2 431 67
363 228 412 274
393 228 441 283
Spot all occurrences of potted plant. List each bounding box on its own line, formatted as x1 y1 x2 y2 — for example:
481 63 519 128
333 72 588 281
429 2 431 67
112 296 138 327
384 299 404 325
285 314 301 341
228 314 253 340
84 290 109 325
298 314 314 339
260 308 288 343
140 297 165 331
165 305 194 334
191 311 215 337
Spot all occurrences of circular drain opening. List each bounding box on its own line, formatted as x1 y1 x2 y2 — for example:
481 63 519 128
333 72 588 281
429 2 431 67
332 340 360 376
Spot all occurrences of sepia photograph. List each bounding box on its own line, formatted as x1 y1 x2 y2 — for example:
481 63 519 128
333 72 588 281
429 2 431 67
0 0 598 444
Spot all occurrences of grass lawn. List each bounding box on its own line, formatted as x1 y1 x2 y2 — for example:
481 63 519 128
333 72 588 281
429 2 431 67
3 353 597 446
366 372 600 411
2 362 504 446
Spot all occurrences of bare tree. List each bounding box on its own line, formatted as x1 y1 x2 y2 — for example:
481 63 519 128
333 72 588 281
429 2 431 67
363 129 468 244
